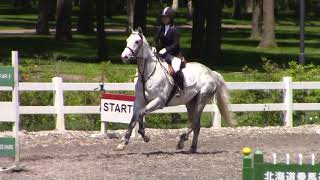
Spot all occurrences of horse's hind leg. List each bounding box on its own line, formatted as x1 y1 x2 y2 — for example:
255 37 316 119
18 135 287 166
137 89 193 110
176 128 192 150
176 96 197 150
138 118 150 143
189 93 211 153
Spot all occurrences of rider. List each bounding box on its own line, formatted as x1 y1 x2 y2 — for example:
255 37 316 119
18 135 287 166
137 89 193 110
152 7 184 94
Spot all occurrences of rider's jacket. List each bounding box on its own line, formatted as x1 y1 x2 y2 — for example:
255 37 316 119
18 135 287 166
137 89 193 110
153 24 180 57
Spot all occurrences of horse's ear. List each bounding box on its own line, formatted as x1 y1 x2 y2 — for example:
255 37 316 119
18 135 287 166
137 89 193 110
129 27 134 34
137 27 143 34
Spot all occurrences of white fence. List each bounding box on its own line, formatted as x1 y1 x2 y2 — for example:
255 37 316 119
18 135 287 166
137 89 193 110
1 76 320 132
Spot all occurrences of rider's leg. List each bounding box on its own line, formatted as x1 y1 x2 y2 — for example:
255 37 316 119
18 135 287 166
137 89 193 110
171 57 182 73
168 55 184 92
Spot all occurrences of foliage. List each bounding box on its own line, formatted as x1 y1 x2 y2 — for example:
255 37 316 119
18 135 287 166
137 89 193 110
228 59 320 126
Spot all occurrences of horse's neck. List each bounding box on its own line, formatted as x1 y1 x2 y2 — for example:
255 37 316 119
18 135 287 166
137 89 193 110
137 45 157 78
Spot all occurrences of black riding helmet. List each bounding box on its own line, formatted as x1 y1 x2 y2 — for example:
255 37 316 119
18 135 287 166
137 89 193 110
160 7 175 20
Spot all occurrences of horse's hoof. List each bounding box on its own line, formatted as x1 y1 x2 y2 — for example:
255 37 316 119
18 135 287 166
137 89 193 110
188 148 197 154
143 135 150 143
176 141 184 150
115 143 125 151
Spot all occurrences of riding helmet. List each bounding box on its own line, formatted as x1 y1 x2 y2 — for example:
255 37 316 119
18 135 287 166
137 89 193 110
160 7 175 18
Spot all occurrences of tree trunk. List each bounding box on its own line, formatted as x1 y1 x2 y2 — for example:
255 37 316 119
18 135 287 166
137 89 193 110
172 0 179 11
78 0 94 34
133 0 147 33
191 0 206 58
55 0 73 41
14 0 31 7
246 0 253 13
250 0 262 40
74 0 80 6
232 0 243 19
205 0 222 65
48 0 57 21
95 0 107 60
127 0 135 32
187 0 193 18
259 0 277 48
105 0 112 18
36 0 50 35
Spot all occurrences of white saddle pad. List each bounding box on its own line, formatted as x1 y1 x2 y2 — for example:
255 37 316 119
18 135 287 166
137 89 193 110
162 62 196 88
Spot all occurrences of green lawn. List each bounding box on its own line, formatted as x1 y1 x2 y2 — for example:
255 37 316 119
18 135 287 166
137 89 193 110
0 2 319 70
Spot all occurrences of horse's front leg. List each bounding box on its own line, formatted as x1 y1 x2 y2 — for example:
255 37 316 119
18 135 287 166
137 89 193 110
116 113 140 150
137 97 165 142
116 97 164 150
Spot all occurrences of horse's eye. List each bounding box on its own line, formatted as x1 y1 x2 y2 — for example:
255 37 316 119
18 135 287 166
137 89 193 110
135 40 140 44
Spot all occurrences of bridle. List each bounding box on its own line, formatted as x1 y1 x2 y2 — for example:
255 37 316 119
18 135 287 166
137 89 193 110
125 35 143 60
125 33 158 102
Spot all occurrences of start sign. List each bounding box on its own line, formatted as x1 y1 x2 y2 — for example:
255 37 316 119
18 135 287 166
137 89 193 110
0 137 15 157
0 66 14 86
101 93 135 124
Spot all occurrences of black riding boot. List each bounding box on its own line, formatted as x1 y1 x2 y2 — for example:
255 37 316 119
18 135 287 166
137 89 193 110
174 70 185 96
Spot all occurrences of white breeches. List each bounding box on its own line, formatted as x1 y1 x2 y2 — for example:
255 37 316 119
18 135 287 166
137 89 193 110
167 54 181 72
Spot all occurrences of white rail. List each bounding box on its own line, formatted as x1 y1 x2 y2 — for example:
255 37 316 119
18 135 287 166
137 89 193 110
2 76 320 131
0 77 320 130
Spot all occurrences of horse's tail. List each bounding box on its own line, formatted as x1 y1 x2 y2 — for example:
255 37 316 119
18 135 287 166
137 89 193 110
213 71 235 127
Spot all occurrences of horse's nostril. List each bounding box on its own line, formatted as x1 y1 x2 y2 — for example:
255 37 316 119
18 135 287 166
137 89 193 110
124 56 128 59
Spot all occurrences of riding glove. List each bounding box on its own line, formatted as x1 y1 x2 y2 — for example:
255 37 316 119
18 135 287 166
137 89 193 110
159 48 167 55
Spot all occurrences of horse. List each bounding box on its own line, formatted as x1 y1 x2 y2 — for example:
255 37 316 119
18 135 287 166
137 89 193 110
118 28 234 153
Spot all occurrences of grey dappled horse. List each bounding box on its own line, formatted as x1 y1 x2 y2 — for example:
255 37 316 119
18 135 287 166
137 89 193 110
119 28 234 153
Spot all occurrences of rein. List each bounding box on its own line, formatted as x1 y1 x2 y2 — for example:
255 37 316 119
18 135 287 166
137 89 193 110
127 34 158 103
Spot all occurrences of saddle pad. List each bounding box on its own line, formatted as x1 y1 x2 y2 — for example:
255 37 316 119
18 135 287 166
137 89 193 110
161 61 196 88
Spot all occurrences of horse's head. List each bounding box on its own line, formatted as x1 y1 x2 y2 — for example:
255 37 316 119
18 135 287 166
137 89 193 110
121 27 146 63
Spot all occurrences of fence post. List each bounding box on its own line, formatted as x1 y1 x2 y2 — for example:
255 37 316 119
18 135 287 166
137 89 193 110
283 77 293 127
212 104 221 128
242 154 253 180
100 120 108 134
12 51 20 168
53 77 65 131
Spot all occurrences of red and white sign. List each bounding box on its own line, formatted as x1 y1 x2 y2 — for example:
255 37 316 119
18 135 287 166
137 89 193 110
100 93 135 124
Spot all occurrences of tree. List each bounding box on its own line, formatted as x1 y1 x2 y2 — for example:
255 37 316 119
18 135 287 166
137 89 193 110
55 0 73 41
232 0 245 19
191 0 206 58
172 0 179 11
13 0 31 8
250 0 262 40
133 0 147 33
187 0 193 18
205 0 223 64
78 0 94 34
259 0 277 48
127 0 135 32
95 0 107 59
36 0 50 35
246 0 253 13
191 0 223 65
48 0 57 21
105 0 113 18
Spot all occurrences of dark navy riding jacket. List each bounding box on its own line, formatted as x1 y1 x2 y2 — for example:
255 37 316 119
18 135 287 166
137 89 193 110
153 24 180 56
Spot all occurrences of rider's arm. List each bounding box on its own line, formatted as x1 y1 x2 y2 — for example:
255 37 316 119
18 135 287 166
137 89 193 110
152 26 161 49
165 28 180 53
